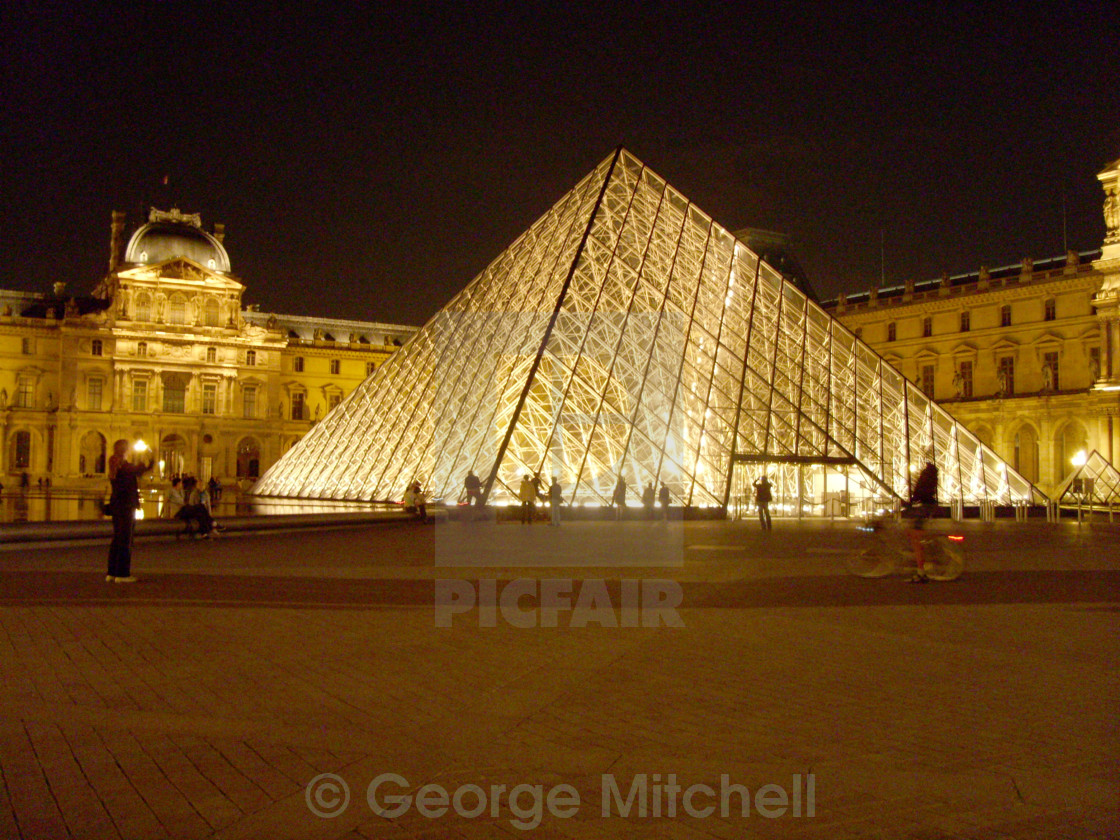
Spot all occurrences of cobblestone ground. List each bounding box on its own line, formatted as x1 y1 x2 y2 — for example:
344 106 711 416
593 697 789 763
0 517 1117 839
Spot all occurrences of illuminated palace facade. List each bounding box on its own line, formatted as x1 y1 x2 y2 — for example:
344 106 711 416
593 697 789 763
0 208 415 489
822 157 1120 496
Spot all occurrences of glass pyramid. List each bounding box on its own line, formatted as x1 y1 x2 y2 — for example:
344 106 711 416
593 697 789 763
253 148 1045 509
1053 451 1120 507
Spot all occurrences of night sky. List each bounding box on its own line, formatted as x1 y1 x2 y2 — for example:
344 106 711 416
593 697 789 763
3 2 1117 327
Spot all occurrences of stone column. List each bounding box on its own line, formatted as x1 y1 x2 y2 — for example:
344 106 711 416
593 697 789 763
1093 157 1120 389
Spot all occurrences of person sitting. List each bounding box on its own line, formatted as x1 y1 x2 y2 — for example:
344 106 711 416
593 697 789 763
177 476 219 538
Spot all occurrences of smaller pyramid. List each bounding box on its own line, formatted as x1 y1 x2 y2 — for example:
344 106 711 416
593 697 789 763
1052 451 1120 506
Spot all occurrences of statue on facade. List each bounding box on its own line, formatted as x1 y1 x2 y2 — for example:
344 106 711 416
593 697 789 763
1090 355 1101 382
1041 363 1054 393
64 298 79 319
1104 188 1118 233
996 368 1008 398
0 388 7 409
46 391 57 411
952 369 964 399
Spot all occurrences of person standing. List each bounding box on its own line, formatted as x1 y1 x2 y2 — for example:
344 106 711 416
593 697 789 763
464 471 482 508
106 440 153 582
753 475 773 531
642 483 656 519
548 476 562 526
658 482 670 520
611 477 627 521
518 475 536 525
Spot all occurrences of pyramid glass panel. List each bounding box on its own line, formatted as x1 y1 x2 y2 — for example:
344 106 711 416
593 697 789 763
253 148 1046 508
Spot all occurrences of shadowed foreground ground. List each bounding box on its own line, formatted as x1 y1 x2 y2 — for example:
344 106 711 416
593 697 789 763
0 517 1117 838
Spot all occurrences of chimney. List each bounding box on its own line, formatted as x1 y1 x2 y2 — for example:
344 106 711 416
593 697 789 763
109 211 126 272
213 222 225 244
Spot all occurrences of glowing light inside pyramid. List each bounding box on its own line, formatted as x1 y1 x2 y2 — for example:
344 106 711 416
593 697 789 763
253 148 1045 508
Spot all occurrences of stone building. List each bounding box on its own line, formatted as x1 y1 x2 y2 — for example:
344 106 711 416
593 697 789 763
822 157 1120 495
0 208 415 490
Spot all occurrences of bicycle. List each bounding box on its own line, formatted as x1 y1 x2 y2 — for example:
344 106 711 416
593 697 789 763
845 516 966 581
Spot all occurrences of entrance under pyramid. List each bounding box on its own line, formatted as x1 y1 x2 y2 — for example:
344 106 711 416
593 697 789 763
253 148 1045 513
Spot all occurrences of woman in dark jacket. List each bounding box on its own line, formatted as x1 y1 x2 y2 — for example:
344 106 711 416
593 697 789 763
106 439 153 582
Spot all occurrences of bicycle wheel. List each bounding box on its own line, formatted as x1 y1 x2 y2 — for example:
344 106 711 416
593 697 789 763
923 538 964 581
846 545 894 577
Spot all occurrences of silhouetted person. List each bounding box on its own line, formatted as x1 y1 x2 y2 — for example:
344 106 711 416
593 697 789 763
518 475 536 524
658 482 670 519
549 477 562 526
612 477 627 520
106 440 153 582
464 471 482 508
642 483 656 519
753 475 773 531
907 461 939 583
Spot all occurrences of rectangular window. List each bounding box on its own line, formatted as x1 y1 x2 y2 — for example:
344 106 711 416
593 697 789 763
132 380 147 412
922 317 932 338
202 383 217 415
959 361 973 398
329 393 341 410
243 385 257 419
15 376 33 408
330 359 340 375
294 356 304 372
998 356 1015 396
1043 351 1059 391
246 350 257 366
14 431 30 469
960 310 970 332
91 339 103 356
1000 305 1012 327
1044 298 1056 321
291 392 305 420
21 337 32 355
206 346 217 363
366 361 377 376
887 322 896 342
137 341 147 357
163 384 186 414
88 378 103 411
921 365 935 397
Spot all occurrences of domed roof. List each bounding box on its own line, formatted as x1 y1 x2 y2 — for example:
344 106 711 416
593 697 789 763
123 207 231 272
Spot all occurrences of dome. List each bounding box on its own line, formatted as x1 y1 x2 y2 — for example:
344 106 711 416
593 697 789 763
123 208 231 272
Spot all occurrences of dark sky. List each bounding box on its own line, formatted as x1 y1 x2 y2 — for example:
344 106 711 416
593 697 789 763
3 2 1117 326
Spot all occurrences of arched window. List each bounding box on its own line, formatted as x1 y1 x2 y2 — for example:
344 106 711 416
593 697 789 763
204 298 220 327
168 295 186 325
79 431 107 474
137 341 147 357
246 350 257 366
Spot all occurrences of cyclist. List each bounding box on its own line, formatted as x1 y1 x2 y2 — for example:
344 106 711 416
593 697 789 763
906 461 939 582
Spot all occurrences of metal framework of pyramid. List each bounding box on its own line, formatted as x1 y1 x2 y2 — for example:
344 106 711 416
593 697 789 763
254 148 1045 509
1052 451 1120 507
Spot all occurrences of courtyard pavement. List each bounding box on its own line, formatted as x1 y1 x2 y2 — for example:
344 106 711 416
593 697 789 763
0 515 1117 839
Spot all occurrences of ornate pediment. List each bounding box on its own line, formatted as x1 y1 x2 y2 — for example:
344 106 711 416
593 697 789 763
116 258 244 293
